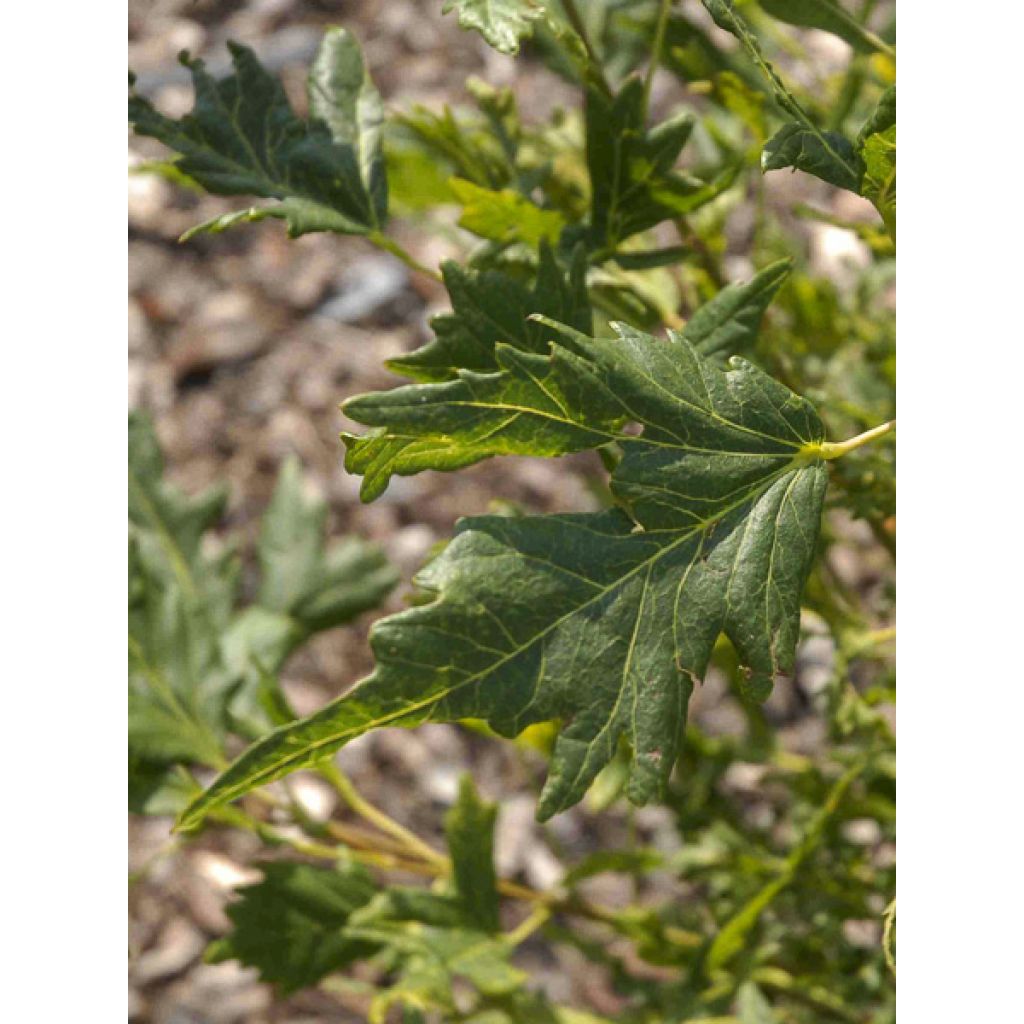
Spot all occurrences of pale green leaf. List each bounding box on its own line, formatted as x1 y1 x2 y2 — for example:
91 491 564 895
442 0 545 55
736 981 780 1024
129 414 236 769
858 87 896 238
707 755 866 970
257 456 397 632
128 412 230 599
451 178 567 246
129 417 396 790
860 125 895 238
858 84 896 144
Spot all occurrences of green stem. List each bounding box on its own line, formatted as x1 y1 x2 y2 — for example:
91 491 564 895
813 419 895 460
319 761 448 868
561 0 612 95
751 965 861 1023
367 231 442 282
643 0 674 116
504 905 552 947
882 898 896 976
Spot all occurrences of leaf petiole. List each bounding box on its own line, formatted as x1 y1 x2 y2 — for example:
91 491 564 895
367 231 443 282
642 0 674 116
811 419 895 460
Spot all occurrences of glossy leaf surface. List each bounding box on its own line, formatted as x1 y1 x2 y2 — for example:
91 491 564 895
180 322 829 828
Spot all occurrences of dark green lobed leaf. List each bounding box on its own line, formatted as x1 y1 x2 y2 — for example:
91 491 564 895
762 123 863 193
343 263 795 499
585 76 734 249
682 260 791 358
205 862 378 993
180 324 829 829
386 242 591 384
129 29 387 238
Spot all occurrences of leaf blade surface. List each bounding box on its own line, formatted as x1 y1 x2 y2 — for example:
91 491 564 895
180 325 828 828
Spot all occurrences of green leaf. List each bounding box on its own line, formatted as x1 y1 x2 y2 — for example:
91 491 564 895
716 70 769 144
682 259 791 358
129 413 235 769
451 178 567 247
758 0 894 56
128 412 230 599
343 263 792 496
608 246 690 271
706 755 866 970
395 103 514 191
341 789 513 1021
205 862 378 994
858 84 896 144
702 0 864 192
128 580 232 766
860 125 895 238
442 0 545 55
308 26 387 221
762 123 863 192
129 30 387 238
257 456 397 632
129 417 396 786
563 849 664 886
128 758 200 817
736 981 780 1024
586 77 726 248
385 242 591 384
857 87 896 238
445 776 501 931
179 323 829 829
178 206 279 241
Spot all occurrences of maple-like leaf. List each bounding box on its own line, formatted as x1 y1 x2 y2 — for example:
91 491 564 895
384 242 591 384
343 263 791 497
179 315 829 829
129 415 395 811
204 862 379 994
585 76 739 250
129 29 387 238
